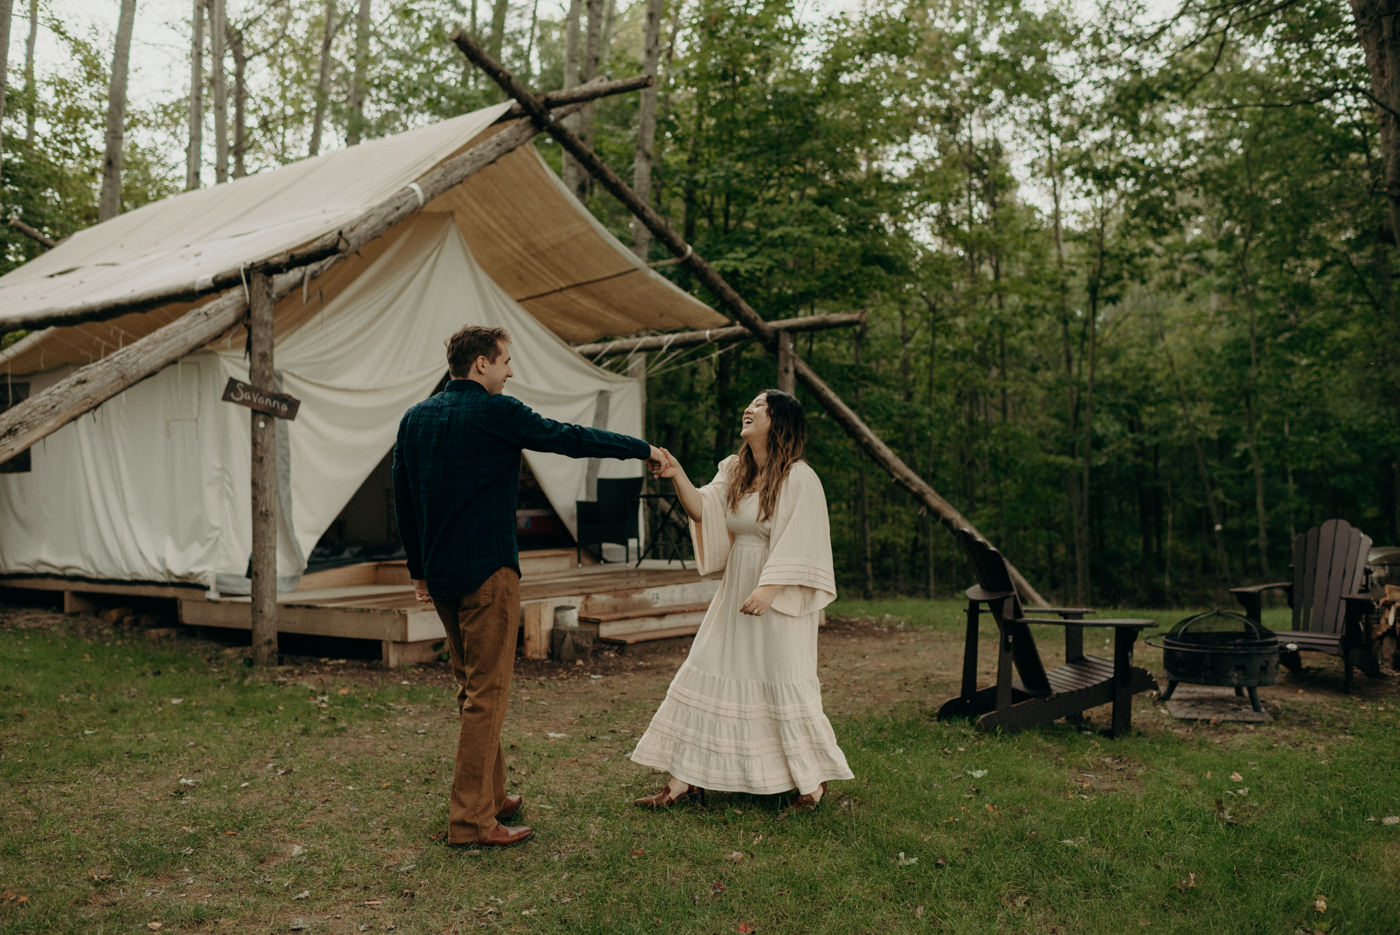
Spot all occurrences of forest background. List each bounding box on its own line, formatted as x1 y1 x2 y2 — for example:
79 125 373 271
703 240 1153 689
1 0 1397 608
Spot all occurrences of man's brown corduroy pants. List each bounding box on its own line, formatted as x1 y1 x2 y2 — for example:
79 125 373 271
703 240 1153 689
432 566 520 845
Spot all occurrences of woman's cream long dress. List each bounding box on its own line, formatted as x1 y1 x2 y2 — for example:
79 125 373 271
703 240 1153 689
630 456 853 794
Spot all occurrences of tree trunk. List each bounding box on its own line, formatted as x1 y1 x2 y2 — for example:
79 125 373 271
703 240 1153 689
561 0 583 194
23 0 36 144
229 24 248 177
1157 311 1231 586
487 0 508 59
1047 124 1089 604
98 0 138 222
346 0 370 146
630 0 662 259
0 0 12 186
523 0 539 82
309 0 337 157
1237 144 1270 576
1351 0 1400 247
208 0 228 182
572 0 604 199
186 0 205 190
854 324 875 599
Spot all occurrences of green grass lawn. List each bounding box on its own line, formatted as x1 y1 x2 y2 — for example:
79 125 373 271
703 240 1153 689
1 598 1397 934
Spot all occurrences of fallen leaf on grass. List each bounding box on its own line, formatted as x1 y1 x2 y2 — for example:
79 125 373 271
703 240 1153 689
711 881 726 894
725 851 745 863
146 924 162 932
968 769 986 778
1230 772 1243 782
738 923 756 933
630 848 644 858
293 890 309 900
1174 872 1197 892
1313 896 1327 913
895 852 918 866
1383 816 1399 826
2 893 29 905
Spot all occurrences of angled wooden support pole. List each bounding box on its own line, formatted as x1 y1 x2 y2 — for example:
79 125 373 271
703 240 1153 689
450 31 1047 605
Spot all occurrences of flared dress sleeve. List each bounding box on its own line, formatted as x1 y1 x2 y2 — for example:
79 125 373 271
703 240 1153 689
757 461 837 617
688 455 737 576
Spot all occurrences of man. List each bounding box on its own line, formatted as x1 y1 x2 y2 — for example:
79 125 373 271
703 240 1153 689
393 325 662 848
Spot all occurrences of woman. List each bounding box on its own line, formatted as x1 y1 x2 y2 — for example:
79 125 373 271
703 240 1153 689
630 389 853 809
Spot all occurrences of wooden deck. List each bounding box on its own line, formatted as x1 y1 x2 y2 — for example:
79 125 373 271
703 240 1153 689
1 550 716 666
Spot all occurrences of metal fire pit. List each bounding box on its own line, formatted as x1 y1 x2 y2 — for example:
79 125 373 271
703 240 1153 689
1147 610 1279 713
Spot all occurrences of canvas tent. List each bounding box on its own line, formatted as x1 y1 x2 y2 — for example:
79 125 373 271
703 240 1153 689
0 103 724 593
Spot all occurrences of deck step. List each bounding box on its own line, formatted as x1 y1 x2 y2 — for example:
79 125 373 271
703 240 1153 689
581 601 710 640
598 623 704 646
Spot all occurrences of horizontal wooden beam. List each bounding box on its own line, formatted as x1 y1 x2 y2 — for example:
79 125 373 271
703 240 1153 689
498 73 652 121
572 311 867 357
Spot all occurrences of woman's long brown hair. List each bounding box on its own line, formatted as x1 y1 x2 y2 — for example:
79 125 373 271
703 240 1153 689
725 389 807 521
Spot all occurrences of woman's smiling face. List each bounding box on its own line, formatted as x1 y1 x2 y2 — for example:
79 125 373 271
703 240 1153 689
739 393 771 447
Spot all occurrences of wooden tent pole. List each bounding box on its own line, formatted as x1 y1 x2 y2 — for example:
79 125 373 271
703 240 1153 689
572 311 866 357
451 30 1048 605
248 271 279 666
0 99 591 467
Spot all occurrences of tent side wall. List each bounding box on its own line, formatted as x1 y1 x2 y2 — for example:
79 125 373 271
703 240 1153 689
0 214 644 589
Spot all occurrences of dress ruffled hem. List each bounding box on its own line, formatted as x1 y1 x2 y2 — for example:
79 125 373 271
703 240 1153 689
629 664 854 795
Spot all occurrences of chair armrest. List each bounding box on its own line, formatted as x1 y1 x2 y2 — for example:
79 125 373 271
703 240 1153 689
1230 582 1290 622
966 585 1015 603
1026 605 1095 618
1229 582 1289 596
1342 593 1374 633
1018 616 1155 630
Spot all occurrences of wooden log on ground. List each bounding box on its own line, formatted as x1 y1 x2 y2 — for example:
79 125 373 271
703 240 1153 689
451 30 1048 606
572 311 866 357
0 99 589 466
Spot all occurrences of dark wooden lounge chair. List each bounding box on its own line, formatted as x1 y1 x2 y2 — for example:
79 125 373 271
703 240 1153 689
938 529 1157 737
1230 518 1378 691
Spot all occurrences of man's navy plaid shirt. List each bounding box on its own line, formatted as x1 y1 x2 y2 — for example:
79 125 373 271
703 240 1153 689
393 379 650 601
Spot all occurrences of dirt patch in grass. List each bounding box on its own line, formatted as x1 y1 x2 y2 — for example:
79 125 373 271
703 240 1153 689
3 598 1395 738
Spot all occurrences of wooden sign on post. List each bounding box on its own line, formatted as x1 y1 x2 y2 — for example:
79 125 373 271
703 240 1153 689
221 377 300 420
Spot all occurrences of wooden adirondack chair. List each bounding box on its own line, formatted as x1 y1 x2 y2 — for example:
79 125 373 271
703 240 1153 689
1230 518 1379 691
938 529 1158 737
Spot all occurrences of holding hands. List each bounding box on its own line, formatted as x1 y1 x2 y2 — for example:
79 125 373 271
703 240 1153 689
648 447 682 479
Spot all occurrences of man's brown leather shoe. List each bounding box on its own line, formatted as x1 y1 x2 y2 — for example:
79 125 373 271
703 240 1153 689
477 823 533 847
495 794 524 821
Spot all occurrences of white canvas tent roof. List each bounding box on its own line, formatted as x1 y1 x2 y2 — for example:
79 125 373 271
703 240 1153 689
0 102 723 371
0 104 723 590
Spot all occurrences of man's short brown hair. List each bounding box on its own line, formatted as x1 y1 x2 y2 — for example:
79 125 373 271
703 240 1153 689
446 325 509 378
